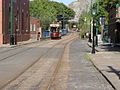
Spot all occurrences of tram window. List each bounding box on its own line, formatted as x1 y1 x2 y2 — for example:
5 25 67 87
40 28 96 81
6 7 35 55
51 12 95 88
51 27 57 33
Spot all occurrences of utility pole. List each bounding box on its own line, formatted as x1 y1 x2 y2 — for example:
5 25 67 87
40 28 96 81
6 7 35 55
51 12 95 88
89 0 93 42
61 15 64 29
96 1 99 46
10 0 14 45
92 20 96 54
91 6 96 54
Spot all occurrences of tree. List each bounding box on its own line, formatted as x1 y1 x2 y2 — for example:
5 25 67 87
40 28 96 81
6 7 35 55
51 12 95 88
30 0 57 30
93 0 120 24
78 11 91 37
29 0 75 30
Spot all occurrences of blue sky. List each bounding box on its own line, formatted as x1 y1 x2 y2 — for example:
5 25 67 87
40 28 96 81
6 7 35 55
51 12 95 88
51 0 76 5
30 0 76 5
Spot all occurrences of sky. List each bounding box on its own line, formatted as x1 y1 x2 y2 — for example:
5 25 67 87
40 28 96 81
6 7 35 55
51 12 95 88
51 0 76 5
30 0 76 5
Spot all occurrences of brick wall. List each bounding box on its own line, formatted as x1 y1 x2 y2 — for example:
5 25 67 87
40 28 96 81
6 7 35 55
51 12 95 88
109 7 120 43
0 0 2 45
2 0 30 44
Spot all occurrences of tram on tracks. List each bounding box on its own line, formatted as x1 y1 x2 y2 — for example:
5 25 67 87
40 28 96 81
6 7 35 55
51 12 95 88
50 22 61 39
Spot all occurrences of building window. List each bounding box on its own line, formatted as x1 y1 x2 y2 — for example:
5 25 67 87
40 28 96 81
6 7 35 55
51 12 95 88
21 13 24 32
30 24 33 31
30 24 35 31
9 6 11 13
33 24 36 31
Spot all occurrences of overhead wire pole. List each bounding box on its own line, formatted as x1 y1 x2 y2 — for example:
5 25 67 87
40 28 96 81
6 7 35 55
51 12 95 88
89 0 93 42
10 0 14 45
61 0 64 30
91 0 96 54
96 1 99 46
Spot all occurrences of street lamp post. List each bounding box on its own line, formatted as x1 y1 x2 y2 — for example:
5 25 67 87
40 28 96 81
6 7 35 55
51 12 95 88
10 0 14 45
92 20 96 54
89 0 93 42
92 7 96 54
96 2 99 46
61 16 64 29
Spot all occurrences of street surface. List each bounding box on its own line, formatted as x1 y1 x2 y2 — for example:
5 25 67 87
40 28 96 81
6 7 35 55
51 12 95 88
0 32 114 90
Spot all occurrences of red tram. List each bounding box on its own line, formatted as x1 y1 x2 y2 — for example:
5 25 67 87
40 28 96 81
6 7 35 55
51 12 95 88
50 23 61 39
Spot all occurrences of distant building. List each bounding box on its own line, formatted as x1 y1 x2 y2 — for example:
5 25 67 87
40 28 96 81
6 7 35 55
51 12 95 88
108 4 120 44
30 18 41 39
0 0 30 45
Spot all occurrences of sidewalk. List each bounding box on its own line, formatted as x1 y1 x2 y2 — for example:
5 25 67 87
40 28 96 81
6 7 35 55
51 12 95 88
88 42 120 90
0 37 51 48
0 39 38 47
0 39 39 53
0 37 51 53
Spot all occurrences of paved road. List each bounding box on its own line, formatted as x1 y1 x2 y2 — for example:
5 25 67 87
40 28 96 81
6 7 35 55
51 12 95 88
0 32 114 90
67 39 114 90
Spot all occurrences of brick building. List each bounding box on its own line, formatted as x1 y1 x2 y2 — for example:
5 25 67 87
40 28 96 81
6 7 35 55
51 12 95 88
0 0 30 45
30 18 42 39
108 5 120 44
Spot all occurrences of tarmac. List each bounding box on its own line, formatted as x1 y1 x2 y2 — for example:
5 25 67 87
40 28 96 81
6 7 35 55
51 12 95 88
0 37 120 90
88 42 120 90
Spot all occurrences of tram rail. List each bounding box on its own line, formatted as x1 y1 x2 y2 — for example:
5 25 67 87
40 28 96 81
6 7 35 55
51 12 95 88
0 32 78 89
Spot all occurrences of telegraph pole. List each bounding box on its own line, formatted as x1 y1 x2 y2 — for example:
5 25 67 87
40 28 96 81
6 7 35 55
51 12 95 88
89 0 93 42
10 0 14 45
91 4 96 54
92 19 96 54
96 1 99 46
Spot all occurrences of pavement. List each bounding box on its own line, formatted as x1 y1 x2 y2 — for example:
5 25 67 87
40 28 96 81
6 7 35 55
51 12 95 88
0 38 50 53
67 40 113 90
0 39 39 53
88 42 120 90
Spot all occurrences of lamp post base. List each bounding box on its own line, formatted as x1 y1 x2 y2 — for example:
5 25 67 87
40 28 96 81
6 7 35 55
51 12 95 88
92 49 95 54
10 35 14 45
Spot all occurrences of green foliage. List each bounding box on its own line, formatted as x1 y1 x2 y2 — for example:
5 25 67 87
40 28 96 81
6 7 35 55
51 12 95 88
29 0 75 30
79 11 91 37
30 0 57 29
93 0 120 24
50 1 75 19
78 0 120 36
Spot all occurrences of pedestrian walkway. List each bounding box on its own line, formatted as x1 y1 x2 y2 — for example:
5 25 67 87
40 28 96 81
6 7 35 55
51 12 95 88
0 39 38 53
0 37 51 53
67 40 113 90
88 42 120 90
1 39 37 47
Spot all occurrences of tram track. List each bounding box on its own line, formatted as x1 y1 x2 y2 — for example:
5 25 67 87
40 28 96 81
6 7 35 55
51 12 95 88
0 37 59 54
0 33 75 62
1 32 78 90
29 37 76 90
0 41 52 62
28 35 78 90
44 38 75 90
3 36 77 90
0 32 73 54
